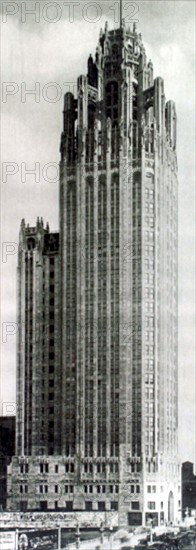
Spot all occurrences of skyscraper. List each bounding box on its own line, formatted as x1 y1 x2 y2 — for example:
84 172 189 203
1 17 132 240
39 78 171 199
15 219 61 458
8 20 181 526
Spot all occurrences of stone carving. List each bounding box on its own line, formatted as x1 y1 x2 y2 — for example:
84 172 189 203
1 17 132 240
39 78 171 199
107 117 111 149
94 119 98 149
119 117 124 148
141 113 145 146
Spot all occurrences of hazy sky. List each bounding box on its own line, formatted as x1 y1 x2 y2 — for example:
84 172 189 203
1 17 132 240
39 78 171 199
1 0 195 465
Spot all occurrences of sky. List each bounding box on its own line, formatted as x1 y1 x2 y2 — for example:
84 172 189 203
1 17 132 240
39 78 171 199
1 0 195 465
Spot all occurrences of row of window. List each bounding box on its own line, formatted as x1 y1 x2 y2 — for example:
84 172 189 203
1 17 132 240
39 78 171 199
20 456 147 476
20 484 120 495
84 484 119 494
82 463 118 474
19 500 119 512
20 484 146 497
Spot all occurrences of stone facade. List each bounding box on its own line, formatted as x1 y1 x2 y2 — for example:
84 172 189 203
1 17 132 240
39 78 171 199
8 21 181 526
15 219 61 457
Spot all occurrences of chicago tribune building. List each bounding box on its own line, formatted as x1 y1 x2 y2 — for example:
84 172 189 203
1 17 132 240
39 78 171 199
7 18 181 527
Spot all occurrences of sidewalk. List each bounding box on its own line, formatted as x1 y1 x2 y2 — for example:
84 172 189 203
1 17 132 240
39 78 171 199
65 535 123 549
63 531 147 549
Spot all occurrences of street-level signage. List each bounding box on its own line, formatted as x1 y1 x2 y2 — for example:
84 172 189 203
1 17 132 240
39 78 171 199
0 531 15 550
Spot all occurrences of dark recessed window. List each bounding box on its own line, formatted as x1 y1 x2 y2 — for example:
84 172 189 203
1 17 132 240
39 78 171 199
132 501 140 510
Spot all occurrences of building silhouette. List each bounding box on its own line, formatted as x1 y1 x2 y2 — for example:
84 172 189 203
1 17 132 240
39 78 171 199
182 462 196 517
0 416 15 510
8 20 181 526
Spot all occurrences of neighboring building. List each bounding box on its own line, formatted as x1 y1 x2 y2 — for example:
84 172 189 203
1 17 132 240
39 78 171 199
0 416 15 510
182 462 196 517
15 218 61 458
8 20 181 526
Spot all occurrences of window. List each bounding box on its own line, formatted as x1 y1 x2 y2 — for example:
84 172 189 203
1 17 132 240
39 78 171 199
39 462 48 474
55 485 58 494
40 501 47 511
55 465 58 473
98 501 105 511
85 501 92 511
105 81 119 124
132 501 140 510
148 501 156 510
147 485 151 493
20 501 27 512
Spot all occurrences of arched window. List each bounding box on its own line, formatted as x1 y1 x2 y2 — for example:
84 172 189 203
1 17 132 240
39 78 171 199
88 102 96 129
146 105 154 125
27 238 35 251
112 44 118 59
105 81 118 125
